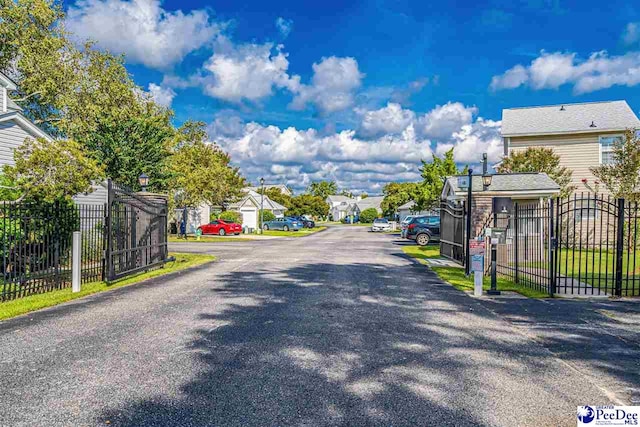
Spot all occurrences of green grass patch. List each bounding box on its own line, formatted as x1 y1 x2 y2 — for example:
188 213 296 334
262 226 327 237
402 246 548 298
0 252 215 321
402 244 441 260
169 235 253 243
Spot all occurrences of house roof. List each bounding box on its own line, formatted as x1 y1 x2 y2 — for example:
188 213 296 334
443 173 560 197
398 201 417 210
0 111 52 141
354 196 385 211
501 100 640 137
229 189 288 212
0 71 18 91
326 195 355 204
246 184 292 196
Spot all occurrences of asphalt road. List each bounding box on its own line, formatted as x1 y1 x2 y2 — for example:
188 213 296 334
0 226 638 426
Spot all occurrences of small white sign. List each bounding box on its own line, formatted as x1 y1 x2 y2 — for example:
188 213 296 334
457 176 469 189
577 405 640 426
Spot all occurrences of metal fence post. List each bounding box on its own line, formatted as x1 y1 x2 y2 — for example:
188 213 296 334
72 231 81 292
615 198 625 297
514 203 519 284
464 169 473 276
549 198 556 296
105 179 113 282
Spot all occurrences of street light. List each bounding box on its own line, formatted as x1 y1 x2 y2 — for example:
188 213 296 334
482 173 493 188
138 173 149 192
260 177 265 234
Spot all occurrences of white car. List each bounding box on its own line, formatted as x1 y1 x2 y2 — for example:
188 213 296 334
371 218 392 232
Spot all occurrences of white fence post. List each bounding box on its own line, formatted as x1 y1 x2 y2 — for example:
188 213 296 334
72 231 81 293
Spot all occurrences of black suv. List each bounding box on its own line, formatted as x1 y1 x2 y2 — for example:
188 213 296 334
290 216 315 229
405 216 440 246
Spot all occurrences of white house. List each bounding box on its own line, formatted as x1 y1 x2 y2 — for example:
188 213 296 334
326 195 356 220
396 201 437 222
345 196 385 219
227 189 287 231
0 71 52 167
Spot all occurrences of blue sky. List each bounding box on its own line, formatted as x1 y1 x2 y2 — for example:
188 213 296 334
62 0 640 193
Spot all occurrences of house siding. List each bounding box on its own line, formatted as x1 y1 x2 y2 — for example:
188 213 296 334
508 131 621 193
0 120 32 167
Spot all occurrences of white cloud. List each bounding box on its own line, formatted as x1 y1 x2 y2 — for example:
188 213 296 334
290 56 364 113
416 102 477 140
435 118 502 163
147 83 175 107
276 17 293 38
489 50 640 94
623 22 640 45
489 64 528 91
196 42 300 102
358 103 416 137
66 0 222 69
210 102 501 192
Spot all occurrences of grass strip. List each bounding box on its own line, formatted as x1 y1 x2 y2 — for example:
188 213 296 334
0 252 215 320
402 245 549 298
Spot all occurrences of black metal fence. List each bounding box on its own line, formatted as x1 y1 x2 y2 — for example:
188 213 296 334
0 181 170 302
489 194 640 297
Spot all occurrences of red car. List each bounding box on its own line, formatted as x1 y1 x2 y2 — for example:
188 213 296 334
198 219 242 236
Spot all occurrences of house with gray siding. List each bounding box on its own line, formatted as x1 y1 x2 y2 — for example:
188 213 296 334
0 71 52 168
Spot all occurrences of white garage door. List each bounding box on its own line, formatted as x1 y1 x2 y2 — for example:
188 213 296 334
241 209 257 230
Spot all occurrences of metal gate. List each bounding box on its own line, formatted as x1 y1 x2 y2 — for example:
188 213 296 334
491 194 640 297
105 180 170 282
439 199 466 264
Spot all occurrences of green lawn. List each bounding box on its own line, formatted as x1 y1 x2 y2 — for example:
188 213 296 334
169 235 254 243
522 247 640 295
0 252 215 320
402 245 549 298
262 226 327 237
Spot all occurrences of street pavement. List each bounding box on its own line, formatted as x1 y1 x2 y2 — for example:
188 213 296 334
1 226 639 426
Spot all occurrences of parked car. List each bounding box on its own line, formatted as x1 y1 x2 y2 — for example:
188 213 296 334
405 216 440 246
400 215 416 238
290 216 315 228
342 216 359 224
262 217 302 231
198 219 242 236
371 218 392 232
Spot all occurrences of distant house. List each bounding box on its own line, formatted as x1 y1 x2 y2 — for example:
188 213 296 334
326 195 356 220
0 71 52 167
501 100 640 192
228 189 287 231
246 184 292 196
441 172 560 236
345 196 385 219
396 201 437 222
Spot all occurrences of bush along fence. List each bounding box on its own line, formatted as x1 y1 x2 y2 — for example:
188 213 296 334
485 193 640 297
0 181 170 302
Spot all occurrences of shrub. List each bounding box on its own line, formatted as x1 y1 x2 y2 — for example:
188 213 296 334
259 210 276 225
359 208 380 223
218 211 242 224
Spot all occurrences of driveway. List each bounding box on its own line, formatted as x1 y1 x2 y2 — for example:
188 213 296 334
0 226 638 426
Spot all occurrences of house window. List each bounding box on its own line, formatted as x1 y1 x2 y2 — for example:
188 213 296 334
575 199 597 222
600 135 623 165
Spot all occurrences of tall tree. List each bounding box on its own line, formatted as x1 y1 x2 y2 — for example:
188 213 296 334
415 149 466 210
263 187 292 208
4 137 104 202
381 182 420 216
83 105 175 191
590 129 640 201
307 180 338 199
497 147 575 197
170 122 246 208
287 194 329 218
